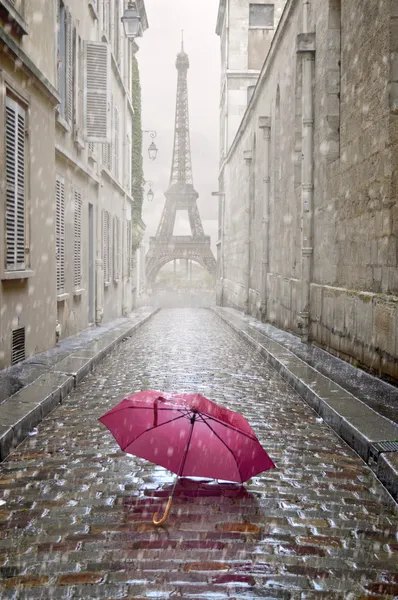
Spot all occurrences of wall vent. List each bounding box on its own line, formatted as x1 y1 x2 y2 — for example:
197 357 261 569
12 327 25 365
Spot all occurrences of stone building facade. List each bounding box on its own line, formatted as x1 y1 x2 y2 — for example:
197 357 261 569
0 0 148 369
216 0 398 380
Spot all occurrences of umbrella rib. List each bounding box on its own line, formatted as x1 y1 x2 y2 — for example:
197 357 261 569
202 415 257 441
121 414 186 452
200 417 243 483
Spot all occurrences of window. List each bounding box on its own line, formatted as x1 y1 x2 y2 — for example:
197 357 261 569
126 134 131 193
101 0 111 40
113 216 121 281
5 95 27 272
84 41 111 143
249 3 274 28
56 176 66 294
57 0 73 124
114 104 119 180
112 0 120 65
73 188 82 290
73 30 84 137
126 219 132 279
102 209 110 285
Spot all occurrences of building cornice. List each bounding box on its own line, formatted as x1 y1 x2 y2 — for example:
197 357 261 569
226 69 260 79
0 25 59 105
220 0 297 172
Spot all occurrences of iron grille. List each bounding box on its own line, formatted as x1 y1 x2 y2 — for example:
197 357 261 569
11 327 25 365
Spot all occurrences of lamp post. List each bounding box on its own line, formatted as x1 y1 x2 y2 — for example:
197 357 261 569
145 180 154 202
142 130 158 161
121 1 142 39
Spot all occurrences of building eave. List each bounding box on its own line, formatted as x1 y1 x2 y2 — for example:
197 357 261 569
216 0 226 36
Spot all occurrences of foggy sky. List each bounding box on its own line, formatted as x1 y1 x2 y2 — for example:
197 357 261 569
137 0 220 247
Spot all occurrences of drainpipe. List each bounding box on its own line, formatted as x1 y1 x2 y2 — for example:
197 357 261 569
258 117 271 321
298 0 315 342
243 149 252 315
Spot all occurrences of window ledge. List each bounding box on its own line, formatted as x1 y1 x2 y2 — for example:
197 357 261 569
216 240 222 247
57 293 70 301
1 269 35 280
104 282 110 288
73 288 84 297
88 149 97 162
113 278 120 284
56 112 71 132
249 26 274 30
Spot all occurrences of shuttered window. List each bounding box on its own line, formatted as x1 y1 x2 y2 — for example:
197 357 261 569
126 134 131 193
5 96 26 271
113 0 120 65
102 0 111 40
74 31 84 133
84 41 111 142
113 216 121 281
74 188 82 290
126 219 132 279
102 209 110 285
57 1 73 124
114 104 119 180
56 176 66 294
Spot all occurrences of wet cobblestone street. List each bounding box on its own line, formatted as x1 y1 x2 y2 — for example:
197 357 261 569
0 309 397 599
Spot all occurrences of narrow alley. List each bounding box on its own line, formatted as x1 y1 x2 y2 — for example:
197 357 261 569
0 309 397 599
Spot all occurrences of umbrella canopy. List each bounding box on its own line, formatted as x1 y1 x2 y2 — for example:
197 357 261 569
99 390 275 524
99 390 275 482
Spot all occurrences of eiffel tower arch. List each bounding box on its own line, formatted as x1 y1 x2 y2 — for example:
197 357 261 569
145 37 216 288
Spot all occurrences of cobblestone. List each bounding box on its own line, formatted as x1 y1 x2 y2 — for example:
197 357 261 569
0 308 397 599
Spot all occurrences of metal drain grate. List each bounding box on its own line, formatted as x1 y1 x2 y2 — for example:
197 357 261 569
372 441 398 453
369 441 398 463
11 327 25 365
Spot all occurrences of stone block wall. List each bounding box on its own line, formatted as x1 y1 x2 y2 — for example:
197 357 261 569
219 0 398 380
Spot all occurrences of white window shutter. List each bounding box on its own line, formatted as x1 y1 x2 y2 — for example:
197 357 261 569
102 209 110 285
84 41 111 143
66 11 73 124
114 104 119 181
73 188 82 289
113 216 121 281
109 212 113 283
126 220 131 279
74 30 79 129
56 176 66 293
5 97 26 271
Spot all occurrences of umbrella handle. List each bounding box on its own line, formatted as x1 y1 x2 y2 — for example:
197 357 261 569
152 496 173 526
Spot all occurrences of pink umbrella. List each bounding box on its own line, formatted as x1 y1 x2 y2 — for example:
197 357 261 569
99 390 275 525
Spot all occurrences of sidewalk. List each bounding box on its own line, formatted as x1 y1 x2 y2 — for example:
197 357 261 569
0 307 158 462
212 306 398 502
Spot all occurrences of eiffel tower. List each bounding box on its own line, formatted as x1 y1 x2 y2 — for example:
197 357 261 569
145 35 216 287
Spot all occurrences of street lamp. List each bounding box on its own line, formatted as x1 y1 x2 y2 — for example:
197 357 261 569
121 1 142 39
146 181 154 202
142 130 158 161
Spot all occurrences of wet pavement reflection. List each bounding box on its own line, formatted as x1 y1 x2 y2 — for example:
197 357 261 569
0 309 397 599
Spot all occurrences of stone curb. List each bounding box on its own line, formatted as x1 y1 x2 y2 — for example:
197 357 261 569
0 308 158 462
211 307 398 502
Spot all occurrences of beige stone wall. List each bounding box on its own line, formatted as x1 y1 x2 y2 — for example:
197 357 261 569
0 0 143 368
0 53 57 367
219 0 398 379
